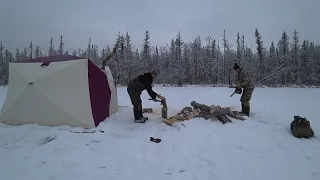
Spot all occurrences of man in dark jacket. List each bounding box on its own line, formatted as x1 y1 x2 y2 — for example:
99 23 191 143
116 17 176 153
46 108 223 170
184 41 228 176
127 71 162 123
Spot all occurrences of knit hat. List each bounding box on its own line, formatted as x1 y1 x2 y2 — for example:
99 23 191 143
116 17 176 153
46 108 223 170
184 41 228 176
233 63 240 70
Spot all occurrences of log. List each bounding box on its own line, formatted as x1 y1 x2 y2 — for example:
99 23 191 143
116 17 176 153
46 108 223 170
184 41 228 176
142 108 153 113
163 101 245 126
228 111 246 120
160 97 168 118
211 107 231 117
191 101 234 124
191 101 211 112
193 108 200 116
217 115 232 124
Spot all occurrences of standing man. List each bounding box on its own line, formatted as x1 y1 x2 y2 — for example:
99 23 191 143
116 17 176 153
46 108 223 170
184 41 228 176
233 63 255 116
127 70 163 123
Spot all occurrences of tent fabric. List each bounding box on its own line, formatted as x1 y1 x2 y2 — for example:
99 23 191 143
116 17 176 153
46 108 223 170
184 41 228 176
0 55 118 128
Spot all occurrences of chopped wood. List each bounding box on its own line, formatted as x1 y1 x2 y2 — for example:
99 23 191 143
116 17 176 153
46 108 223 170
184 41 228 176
160 97 168 118
191 101 245 123
162 101 246 126
142 108 153 113
217 114 232 124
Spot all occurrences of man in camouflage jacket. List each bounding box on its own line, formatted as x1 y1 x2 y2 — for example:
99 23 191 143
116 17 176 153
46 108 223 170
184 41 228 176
233 63 255 116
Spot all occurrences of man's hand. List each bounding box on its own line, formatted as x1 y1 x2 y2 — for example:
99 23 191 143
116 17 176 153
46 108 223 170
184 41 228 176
156 94 164 100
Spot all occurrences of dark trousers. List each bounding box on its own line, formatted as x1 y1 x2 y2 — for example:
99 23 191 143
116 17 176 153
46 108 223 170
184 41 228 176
127 84 143 120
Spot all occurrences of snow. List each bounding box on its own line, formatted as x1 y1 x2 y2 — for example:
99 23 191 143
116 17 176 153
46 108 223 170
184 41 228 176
0 86 320 180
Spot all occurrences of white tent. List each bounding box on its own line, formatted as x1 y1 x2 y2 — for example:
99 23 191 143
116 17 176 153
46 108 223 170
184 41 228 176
0 55 118 128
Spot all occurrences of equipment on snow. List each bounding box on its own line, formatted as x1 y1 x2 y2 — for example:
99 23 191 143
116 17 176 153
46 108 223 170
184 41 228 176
290 115 314 138
150 137 161 143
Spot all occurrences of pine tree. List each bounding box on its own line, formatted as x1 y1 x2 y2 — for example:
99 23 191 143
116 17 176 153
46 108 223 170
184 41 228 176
58 35 64 55
175 32 183 85
72 49 77 56
35 45 41 58
125 32 133 82
223 29 227 84
236 32 241 63
29 41 33 59
300 40 309 84
255 28 264 82
0 42 3 63
21 48 28 60
49 37 55 56
241 35 246 67
292 30 300 83
278 31 290 85
15 48 20 61
142 30 151 70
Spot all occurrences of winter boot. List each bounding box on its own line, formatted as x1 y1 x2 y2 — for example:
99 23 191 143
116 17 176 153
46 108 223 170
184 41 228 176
239 103 245 114
139 103 149 121
244 104 250 117
133 104 148 123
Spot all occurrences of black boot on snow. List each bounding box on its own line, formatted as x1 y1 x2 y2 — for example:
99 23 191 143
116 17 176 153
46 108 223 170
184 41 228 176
133 104 148 123
240 103 245 114
139 104 149 121
244 105 250 117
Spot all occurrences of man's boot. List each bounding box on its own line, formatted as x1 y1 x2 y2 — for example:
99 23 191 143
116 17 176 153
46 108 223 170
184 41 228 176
133 105 142 122
244 104 250 117
139 104 148 122
240 103 245 114
134 104 147 123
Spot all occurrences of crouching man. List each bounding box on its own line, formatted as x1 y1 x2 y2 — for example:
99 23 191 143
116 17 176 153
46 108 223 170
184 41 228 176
233 63 255 116
127 70 163 123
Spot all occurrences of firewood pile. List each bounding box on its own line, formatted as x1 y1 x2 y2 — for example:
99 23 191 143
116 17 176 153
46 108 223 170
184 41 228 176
163 101 246 126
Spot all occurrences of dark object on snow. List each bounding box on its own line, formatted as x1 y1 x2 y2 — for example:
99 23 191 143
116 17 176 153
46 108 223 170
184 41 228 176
38 136 57 146
142 108 153 113
69 130 104 133
150 137 161 143
290 116 314 138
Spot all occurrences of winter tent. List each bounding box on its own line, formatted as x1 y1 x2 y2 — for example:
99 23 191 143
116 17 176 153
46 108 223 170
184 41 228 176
0 55 118 128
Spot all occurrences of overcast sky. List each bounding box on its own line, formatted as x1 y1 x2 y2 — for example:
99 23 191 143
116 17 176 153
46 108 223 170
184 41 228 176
0 0 319 53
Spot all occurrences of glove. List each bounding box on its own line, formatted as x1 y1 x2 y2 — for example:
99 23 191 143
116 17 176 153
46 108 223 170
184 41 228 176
156 94 164 100
235 87 242 94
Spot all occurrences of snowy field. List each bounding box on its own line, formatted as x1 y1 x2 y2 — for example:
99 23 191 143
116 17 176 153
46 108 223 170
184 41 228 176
0 86 320 180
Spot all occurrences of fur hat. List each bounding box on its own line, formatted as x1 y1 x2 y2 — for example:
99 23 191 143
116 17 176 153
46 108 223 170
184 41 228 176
233 63 240 70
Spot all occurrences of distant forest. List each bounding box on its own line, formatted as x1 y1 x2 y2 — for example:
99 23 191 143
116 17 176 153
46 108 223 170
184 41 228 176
0 29 320 87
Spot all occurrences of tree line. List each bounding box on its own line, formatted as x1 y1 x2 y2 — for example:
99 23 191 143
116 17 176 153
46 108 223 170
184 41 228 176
0 29 319 87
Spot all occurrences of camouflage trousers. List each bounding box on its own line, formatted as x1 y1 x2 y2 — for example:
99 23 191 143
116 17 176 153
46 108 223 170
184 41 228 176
240 88 254 106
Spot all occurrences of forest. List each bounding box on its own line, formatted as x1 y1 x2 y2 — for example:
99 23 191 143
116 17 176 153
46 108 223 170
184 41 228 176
0 28 319 87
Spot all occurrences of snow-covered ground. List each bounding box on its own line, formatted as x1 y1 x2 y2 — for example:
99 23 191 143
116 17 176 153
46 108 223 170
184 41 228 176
0 86 320 180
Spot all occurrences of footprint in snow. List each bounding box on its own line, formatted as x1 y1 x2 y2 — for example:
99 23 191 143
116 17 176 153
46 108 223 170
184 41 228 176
38 136 57 146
